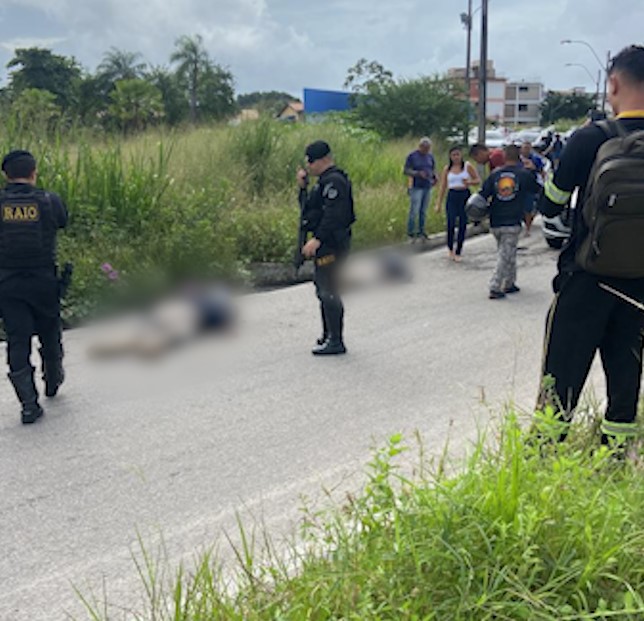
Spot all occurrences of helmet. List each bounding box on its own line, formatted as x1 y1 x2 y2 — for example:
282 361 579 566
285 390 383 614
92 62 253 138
465 193 489 221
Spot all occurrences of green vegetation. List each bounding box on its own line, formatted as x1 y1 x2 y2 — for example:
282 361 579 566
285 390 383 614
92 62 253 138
77 411 644 620
0 119 452 324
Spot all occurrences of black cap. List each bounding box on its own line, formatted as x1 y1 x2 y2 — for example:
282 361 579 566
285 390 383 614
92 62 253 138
2 150 35 172
305 140 331 163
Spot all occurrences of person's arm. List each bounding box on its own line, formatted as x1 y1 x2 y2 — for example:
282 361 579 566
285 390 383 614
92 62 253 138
435 166 449 212
538 129 592 218
479 173 494 201
49 192 68 229
465 161 481 187
403 153 416 178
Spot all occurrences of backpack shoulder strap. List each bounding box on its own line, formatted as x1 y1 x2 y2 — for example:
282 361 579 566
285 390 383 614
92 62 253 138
596 119 625 139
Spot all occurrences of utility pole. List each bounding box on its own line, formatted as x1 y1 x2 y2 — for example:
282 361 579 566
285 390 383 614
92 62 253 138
601 50 611 113
477 0 488 144
461 0 473 144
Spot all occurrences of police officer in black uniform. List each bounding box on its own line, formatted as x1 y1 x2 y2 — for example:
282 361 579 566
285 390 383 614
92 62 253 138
0 150 68 423
297 141 355 355
538 45 644 445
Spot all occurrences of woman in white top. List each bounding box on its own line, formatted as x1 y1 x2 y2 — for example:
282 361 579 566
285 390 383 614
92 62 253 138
436 146 481 261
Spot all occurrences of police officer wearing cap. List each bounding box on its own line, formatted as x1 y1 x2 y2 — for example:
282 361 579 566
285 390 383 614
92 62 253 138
0 150 68 424
296 141 356 355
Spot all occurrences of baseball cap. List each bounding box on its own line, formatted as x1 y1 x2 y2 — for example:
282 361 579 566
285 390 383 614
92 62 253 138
305 140 331 163
489 149 506 170
2 149 35 172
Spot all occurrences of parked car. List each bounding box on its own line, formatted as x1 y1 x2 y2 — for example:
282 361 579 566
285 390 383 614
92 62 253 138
541 189 576 249
467 128 507 148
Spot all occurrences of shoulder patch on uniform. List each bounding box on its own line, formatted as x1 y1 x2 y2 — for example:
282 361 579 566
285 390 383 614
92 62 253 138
323 183 338 200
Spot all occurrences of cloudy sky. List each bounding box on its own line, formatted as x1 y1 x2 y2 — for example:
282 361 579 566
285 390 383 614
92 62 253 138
0 0 640 98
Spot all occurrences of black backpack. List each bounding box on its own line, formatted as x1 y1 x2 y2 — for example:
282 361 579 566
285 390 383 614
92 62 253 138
576 120 644 278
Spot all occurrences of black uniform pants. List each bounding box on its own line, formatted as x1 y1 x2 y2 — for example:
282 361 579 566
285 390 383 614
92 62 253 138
314 253 345 341
0 271 62 373
541 271 644 432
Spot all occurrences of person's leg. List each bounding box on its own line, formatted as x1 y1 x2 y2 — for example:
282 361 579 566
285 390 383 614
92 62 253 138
504 225 521 289
455 190 469 257
407 189 422 237
489 228 505 294
313 257 346 355
599 291 644 444
539 272 613 437
35 313 65 397
445 190 457 254
418 188 430 237
0 296 43 423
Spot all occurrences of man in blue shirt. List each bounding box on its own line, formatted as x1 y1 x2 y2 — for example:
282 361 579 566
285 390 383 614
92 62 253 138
404 136 436 241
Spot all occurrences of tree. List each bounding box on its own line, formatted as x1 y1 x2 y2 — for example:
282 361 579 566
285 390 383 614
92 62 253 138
148 65 188 125
6 48 81 111
343 58 394 93
198 64 236 121
170 34 210 123
97 47 147 83
540 91 597 124
9 88 61 132
351 76 468 139
108 79 164 132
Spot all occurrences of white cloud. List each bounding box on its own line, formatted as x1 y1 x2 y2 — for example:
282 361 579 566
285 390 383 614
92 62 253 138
0 0 642 95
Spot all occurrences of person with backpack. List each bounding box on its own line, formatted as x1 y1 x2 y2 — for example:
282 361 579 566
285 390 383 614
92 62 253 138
538 45 644 447
0 150 68 424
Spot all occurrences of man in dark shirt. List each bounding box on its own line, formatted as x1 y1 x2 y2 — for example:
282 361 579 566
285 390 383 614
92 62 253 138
403 137 436 241
0 150 68 423
296 141 356 355
478 145 541 299
538 45 644 445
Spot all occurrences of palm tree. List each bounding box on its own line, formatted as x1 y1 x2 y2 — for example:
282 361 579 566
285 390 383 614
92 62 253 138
170 34 211 124
97 47 147 83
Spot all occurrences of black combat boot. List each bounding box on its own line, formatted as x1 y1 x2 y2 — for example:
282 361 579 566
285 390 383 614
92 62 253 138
316 306 329 346
312 338 346 355
8 366 44 424
40 349 65 397
312 304 346 355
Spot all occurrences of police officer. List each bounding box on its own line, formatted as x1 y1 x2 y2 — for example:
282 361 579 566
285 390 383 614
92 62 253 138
296 141 355 355
0 150 68 423
538 45 644 445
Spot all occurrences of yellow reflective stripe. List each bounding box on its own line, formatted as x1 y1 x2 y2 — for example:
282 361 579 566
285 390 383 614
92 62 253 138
601 420 639 437
545 179 571 205
616 110 644 119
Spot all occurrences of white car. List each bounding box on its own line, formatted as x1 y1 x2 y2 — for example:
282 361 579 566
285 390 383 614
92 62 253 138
467 128 507 148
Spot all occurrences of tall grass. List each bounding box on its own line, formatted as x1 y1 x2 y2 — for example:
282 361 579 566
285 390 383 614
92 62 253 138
0 119 453 323
77 411 644 620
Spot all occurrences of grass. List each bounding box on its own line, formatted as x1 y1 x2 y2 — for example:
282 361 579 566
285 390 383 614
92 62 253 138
76 408 644 620
0 118 452 325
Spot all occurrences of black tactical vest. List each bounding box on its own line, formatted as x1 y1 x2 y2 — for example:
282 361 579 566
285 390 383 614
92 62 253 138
0 188 57 268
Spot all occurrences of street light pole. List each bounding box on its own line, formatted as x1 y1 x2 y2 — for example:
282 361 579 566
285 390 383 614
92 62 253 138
564 62 600 106
561 39 610 113
460 0 473 144
477 0 488 144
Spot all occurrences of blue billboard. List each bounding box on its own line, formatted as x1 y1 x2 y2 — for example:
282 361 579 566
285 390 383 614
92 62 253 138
303 88 352 114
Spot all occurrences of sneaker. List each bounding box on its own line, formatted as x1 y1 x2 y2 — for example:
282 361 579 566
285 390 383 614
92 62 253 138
418 232 429 240
504 284 521 294
489 290 506 299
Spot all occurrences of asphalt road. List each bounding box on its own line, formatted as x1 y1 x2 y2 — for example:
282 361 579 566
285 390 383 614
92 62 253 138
0 229 605 620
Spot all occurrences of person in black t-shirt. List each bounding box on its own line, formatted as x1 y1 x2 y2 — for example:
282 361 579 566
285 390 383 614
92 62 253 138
477 145 541 299
538 45 644 446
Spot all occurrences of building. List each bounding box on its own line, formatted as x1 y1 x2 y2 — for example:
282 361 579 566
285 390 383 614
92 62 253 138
448 61 545 125
303 88 351 115
504 81 545 126
449 60 506 123
276 101 304 122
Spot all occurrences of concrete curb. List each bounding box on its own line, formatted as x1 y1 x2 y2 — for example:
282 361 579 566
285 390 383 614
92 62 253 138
248 222 491 288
